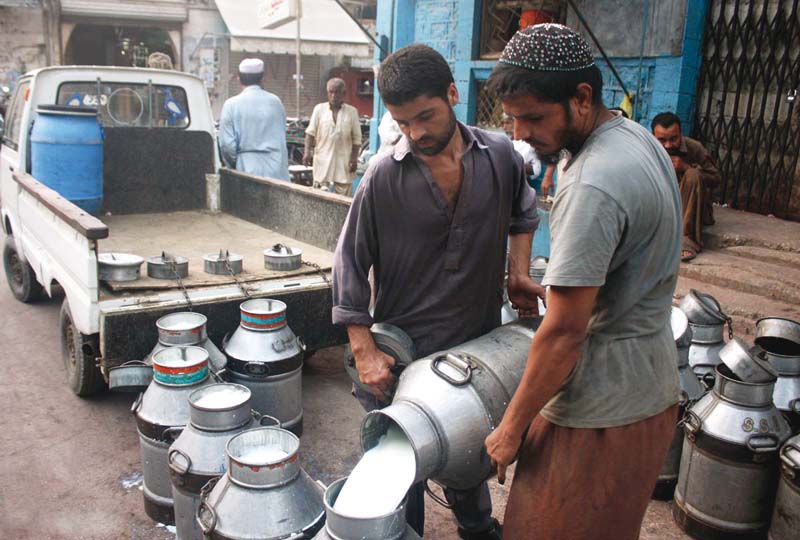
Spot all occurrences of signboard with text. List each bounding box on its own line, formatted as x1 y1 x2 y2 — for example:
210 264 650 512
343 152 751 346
258 0 298 29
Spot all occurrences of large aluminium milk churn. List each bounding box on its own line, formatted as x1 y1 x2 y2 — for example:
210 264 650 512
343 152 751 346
224 299 304 435
148 312 227 375
311 477 421 540
673 342 792 539
168 384 275 540
767 434 800 540
679 289 731 387
133 346 213 525
653 308 706 500
196 427 325 540
755 317 800 432
361 321 536 490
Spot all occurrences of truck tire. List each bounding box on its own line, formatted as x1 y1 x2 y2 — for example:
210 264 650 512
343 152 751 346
60 299 105 396
3 236 43 303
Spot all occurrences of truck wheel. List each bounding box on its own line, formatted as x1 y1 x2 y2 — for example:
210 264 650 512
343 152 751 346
60 299 105 396
3 236 43 303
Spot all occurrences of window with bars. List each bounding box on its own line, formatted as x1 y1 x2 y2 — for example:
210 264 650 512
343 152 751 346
475 82 504 129
479 0 566 59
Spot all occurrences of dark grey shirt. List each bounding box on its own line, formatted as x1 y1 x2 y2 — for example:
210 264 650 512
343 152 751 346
332 123 539 357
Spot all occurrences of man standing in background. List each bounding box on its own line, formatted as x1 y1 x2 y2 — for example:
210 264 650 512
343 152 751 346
304 78 362 195
219 58 289 181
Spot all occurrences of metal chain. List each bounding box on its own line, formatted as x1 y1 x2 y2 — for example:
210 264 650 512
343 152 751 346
224 258 252 299
725 316 734 340
302 260 331 287
170 261 193 311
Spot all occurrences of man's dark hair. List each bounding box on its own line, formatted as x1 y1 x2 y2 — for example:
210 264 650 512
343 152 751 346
486 63 604 106
239 71 264 87
378 44 454 106
651 112 681 131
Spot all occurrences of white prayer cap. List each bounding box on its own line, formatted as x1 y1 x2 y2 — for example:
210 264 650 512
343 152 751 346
239 58 264 74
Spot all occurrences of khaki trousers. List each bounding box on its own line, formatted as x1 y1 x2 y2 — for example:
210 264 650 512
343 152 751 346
502 404 678 540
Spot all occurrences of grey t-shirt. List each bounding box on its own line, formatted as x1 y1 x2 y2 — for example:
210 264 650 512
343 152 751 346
540 113 682 428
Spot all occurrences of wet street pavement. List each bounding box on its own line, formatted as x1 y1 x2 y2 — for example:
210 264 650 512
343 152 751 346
0 281 688 539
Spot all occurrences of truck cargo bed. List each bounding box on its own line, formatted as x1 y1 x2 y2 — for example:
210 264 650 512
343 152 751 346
98 210 333 298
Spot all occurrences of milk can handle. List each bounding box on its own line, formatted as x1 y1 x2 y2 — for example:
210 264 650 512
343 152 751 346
424 479 453 509
271 243 293 255
197 499 217 535
431 353 472 386
692 365 716 389
746 433 780 454
162 426 184 444
130 392 143 414
168 448 192 476
254 412 282 428
681 410 702 436
780 443 800 472
245 361 270 377
789 398 800 414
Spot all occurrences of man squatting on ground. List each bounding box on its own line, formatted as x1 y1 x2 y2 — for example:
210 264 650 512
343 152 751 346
331 44 544 539
484 24 683 540
651 111 722 262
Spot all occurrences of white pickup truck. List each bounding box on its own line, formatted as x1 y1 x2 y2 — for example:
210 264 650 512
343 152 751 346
1 66 348 396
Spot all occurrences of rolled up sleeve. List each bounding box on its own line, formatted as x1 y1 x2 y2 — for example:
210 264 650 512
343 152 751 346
509 147 540 235
331 170 377 327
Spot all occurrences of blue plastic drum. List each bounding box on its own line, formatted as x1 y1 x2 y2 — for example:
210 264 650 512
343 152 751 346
30 105 104 215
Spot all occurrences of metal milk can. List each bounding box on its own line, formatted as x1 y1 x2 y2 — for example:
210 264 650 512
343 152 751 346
224 299 304 435
168 384 274 540
147 312 228 376
311 477 421 540
361 321 536 490
755 317 800 432
133 346 213 525
653 308 706 501
196 427 325 540
767 434 800 540
680 289 732 387
673 361 792 539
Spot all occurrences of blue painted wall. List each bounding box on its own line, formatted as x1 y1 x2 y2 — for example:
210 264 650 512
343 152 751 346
372 0 710 143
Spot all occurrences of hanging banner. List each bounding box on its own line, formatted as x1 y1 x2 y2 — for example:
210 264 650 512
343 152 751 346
258 0 298 29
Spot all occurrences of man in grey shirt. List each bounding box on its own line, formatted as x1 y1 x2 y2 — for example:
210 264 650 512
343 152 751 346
332 44 541 540
484 25 681 540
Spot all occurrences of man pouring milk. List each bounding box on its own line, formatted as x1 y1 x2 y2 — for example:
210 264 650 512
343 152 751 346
331 44 542 540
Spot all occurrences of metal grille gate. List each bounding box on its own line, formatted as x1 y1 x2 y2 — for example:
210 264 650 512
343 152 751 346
693 0 800 219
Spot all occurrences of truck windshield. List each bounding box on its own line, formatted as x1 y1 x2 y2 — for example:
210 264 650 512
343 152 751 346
57 82 190 128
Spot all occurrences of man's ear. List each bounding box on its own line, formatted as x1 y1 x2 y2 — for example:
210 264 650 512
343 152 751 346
447 83 459 107
572 82 595 115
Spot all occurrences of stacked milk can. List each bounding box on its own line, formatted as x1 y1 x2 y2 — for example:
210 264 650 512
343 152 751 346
127 296 319 540
224 299 305 435
670 290 800 540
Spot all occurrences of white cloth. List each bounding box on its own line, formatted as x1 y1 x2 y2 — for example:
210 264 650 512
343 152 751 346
306 102 361 184
239 58 264 74
512 139 542 178
377 111 401 154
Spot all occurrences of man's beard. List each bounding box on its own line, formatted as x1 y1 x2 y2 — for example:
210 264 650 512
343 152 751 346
410 108 457 156
529 103 581 162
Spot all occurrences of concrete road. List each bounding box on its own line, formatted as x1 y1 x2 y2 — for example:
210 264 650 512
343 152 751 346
0 280 688 539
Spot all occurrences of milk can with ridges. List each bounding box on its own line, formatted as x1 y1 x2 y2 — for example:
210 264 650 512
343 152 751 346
361 321 536 490
653 308 706 500
673 355 792 540
223 299 304 435
133 346 213 525
196 427 325 540
168 384 273 540
312 477 422 540
767 433 800 540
